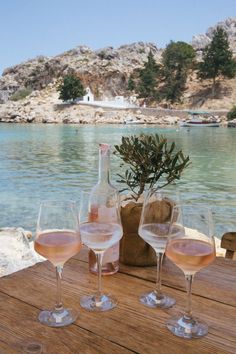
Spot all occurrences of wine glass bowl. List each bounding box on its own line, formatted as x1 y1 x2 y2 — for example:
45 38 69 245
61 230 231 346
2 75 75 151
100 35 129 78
165 204 216 338
34 229 81 267
138 189 180 308
79 190 122 311
34 201 82 327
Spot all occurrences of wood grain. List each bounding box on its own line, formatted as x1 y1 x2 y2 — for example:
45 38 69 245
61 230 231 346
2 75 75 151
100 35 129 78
0 253 235 353
0 292 134 354
122 258 236 305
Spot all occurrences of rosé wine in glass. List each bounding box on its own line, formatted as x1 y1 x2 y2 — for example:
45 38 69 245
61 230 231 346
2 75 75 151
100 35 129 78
35 230 82 267
79 222 122 252
166 238 215 275
138 189 180 309
165 204 216 339
34 201 82 327
79 190 123 312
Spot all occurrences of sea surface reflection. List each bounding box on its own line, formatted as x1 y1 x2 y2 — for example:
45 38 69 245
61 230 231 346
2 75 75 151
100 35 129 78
0 123 236 238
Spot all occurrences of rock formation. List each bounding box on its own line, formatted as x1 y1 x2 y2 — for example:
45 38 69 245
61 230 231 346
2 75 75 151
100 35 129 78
0 42 162 104
192 17 236 52
0 228 43 277
0 18 236 121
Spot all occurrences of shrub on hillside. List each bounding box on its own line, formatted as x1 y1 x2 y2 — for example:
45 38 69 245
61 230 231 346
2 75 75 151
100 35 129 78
10 88 32 101
227 106 236 120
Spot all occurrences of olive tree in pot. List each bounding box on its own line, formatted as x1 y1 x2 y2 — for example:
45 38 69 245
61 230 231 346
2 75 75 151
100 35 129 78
114 133 190 266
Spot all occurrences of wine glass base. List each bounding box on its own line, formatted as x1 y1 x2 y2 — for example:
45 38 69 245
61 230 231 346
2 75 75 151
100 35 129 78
140 290 176 309
38 308 78 327
80 293 117 312
167 314 208 339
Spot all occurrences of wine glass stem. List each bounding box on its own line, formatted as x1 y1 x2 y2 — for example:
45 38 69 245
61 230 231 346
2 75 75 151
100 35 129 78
96 252 104 296
155 252 164 296
184 274 194 318
55 265 63 311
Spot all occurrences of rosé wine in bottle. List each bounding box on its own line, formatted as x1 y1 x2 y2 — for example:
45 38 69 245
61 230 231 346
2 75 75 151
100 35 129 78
89 143 120 275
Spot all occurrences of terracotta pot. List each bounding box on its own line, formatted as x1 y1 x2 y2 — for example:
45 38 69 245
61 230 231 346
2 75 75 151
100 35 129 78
119 198 174 266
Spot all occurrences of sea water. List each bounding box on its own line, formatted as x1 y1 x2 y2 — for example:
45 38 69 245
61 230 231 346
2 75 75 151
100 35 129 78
0 123 236 238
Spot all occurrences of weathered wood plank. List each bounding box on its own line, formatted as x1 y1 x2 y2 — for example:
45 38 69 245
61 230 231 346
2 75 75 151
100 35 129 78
0 292 134 354
0 258 235 353
117 257 236 307
74 248 236 305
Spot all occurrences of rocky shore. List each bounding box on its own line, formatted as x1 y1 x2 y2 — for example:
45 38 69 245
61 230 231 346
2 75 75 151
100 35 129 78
0 85 228 125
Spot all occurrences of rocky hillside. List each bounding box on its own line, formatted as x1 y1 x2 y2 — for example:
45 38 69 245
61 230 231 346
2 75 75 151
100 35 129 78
0 42 162 104
192 17 236 52
0 17 236 116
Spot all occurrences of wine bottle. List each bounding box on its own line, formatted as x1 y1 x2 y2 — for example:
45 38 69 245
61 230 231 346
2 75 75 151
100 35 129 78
89 143 119 275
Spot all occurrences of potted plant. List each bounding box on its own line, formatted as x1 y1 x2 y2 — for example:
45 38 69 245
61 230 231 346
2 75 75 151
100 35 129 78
114 133 190 266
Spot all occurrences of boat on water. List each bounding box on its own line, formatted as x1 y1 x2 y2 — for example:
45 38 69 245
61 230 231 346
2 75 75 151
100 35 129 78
179 111 220 127
123 117 144 125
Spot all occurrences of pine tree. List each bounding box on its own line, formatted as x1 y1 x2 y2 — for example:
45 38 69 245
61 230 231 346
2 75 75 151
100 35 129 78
161 41 195 103
137 51 160 100
198 27 236 96
57 74 85 102
127 74 136 91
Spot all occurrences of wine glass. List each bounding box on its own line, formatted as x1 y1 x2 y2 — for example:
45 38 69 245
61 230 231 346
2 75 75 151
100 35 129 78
34 201 82 327
165 204 216 338
138 188 180 308
79 190 123 311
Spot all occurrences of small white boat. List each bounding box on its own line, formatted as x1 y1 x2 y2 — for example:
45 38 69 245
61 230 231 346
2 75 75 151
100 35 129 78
123 117 144 125
180 111 220 127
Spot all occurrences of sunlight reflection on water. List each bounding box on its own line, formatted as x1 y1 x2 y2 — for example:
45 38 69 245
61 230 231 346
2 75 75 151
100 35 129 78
0 123 236 237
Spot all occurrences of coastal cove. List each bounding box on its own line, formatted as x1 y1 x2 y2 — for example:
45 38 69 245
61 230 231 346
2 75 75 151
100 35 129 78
0 123 236 239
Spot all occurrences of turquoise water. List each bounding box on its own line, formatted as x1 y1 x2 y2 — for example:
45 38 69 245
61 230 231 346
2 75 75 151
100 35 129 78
0 123 236 238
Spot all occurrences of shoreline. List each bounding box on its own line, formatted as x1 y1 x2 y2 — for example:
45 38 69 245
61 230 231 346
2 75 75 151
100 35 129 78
0 103 229 125
0 84 229 125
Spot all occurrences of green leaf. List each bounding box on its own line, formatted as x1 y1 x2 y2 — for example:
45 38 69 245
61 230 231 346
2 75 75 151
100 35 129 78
113 133 190 199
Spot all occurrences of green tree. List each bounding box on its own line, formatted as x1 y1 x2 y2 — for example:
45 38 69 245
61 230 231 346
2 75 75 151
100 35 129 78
57 74 85 102
198 27 236 96
161 41 196 103
137 51 160 100
227 105 236 121
127 74 136 91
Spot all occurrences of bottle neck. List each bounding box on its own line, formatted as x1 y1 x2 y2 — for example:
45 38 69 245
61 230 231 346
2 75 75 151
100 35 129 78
98 152 110 184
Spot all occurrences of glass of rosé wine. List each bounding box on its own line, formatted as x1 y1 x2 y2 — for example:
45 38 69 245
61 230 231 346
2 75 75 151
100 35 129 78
79 190 123 312
138 189 180 309
34 201 82 327
165 204 216 339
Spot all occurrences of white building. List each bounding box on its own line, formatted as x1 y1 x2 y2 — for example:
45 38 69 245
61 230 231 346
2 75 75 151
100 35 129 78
80 88 138 108
83 87 94 102
114 96 125 104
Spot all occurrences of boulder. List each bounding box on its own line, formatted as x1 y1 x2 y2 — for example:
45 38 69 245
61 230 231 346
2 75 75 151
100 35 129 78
0 228 43 277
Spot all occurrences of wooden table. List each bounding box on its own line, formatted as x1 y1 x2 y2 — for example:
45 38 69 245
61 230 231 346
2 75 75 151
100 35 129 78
0 248 235 354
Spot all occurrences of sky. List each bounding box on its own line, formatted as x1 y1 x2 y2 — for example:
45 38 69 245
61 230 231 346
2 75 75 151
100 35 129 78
0 0 236 75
